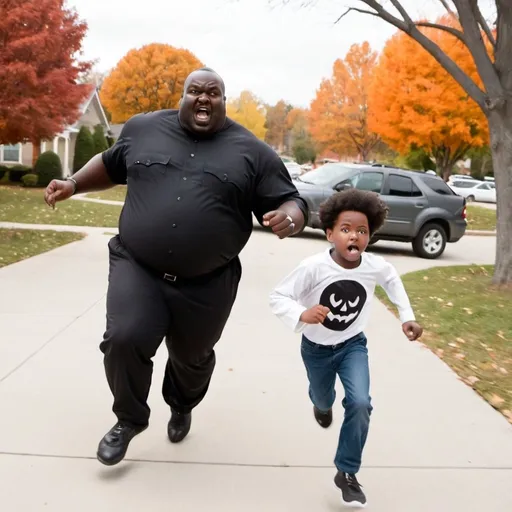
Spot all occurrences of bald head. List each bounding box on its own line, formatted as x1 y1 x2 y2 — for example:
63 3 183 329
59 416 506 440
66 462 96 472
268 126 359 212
183 68 225 96
179 68 227 135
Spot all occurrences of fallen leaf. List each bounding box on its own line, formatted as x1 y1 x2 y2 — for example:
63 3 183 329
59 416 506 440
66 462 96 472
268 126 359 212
456 338 466 344
500 367 508 375
436 349 444 357
503 410 512 422
496 331 506 340
469 364 478 370
463 308 473 315
423 276 429 281
455 353 465 360
448 343 458 348
489 394 505 407
466 376 479 385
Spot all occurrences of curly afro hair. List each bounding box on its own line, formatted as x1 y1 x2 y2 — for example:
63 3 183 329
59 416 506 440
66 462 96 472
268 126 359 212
319 188 389 235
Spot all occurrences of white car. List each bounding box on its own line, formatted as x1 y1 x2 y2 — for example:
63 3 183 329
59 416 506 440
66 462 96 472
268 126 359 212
284 161 302 179
449 179 496 203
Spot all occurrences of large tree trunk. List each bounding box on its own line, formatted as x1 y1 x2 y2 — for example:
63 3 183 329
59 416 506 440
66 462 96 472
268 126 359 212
488 110 512 286
31 140 41 167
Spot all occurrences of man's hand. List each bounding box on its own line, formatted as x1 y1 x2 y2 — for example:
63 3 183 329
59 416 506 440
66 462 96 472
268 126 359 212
44 179 75 209
263 210 295 239
402 321 423 341
300 305 331 325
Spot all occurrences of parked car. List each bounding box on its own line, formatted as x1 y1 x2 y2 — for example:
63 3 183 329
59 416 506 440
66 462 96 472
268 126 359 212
449 179 496 203
284 161 302 179
447 174 477 185
294 163 467 259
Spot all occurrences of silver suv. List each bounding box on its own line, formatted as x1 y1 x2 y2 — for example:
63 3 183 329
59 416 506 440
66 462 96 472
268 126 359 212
295 163 467 259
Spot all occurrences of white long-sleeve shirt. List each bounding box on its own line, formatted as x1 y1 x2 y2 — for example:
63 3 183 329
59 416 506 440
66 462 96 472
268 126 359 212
269 248 415 346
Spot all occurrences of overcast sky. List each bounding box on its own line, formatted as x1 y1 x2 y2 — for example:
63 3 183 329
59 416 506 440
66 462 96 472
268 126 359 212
71 0 470 108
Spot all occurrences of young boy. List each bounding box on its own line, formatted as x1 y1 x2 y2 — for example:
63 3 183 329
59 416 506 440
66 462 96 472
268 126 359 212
269 189 422 508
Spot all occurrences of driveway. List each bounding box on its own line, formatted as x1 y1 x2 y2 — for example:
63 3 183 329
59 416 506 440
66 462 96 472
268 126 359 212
0 229 510 511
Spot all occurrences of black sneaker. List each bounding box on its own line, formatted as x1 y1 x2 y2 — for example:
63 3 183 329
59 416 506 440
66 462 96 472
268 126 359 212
97 422 147 466
334 471 367 508
313 405 332 428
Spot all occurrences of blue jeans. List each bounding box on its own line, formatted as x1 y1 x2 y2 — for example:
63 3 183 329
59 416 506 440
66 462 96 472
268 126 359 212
301 333 372 474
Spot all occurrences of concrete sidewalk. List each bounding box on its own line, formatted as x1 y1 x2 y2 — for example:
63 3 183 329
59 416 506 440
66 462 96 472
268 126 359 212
1 230 511 511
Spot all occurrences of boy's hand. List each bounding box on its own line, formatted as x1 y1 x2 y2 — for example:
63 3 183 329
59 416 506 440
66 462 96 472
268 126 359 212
300 305 331 324
402 321 423 341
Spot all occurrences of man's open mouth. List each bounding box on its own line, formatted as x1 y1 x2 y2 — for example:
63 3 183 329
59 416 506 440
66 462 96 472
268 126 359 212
195 107 211 122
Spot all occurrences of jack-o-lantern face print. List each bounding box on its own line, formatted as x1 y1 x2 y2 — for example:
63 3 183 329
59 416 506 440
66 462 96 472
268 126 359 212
319 280 367 331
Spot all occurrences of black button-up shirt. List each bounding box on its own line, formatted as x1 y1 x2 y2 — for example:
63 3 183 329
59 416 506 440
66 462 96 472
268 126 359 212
102 109 308 278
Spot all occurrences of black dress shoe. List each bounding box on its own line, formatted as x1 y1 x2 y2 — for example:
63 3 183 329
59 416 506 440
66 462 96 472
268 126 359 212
97 422 147 466
167 409 191 443
313 406 333 428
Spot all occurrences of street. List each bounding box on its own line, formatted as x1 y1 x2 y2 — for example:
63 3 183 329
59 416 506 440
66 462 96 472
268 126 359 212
0 228 510 511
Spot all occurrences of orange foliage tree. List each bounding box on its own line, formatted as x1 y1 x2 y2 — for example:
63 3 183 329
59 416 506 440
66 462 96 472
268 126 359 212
99 44 203 123
369 15 489 180
309 42 380 161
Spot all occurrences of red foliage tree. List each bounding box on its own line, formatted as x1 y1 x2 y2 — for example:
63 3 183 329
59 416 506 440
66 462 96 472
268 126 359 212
0 0 92 164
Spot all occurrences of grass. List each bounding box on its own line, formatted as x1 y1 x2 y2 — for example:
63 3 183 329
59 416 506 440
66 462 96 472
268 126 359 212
0 229 85 268
466 204 496 231
376 265 512 424
0 186 123 227
86 186 127 202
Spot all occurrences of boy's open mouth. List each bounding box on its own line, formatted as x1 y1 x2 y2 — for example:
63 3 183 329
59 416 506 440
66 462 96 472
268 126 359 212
347 244 360 255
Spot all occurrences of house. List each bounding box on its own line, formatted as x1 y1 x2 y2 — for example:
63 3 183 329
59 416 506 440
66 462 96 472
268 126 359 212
0 86 111 177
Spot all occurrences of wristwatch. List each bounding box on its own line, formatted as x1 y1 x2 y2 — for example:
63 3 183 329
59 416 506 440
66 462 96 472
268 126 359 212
66 177 78 195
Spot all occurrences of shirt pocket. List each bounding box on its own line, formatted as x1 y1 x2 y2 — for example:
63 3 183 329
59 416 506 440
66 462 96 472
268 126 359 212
202 165 246 198
127 153 173 179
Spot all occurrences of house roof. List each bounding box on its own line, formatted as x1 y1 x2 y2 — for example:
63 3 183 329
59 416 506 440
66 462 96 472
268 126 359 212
70 85 111 131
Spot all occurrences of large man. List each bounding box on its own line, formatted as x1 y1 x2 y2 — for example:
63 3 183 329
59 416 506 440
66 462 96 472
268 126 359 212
44 68 307 466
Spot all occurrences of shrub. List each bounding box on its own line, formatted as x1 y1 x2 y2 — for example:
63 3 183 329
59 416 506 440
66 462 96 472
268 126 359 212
0 165 10 180
22 173 39 187
92 124 109 154
35 151 62 186
73 126 94 173
8 164 32 183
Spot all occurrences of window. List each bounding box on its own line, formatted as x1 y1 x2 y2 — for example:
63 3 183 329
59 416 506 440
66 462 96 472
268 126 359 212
1 144 21 163
354 172 384 193
420 176 455 195
476 183 491 190
388 174 422 197
452 180 478 189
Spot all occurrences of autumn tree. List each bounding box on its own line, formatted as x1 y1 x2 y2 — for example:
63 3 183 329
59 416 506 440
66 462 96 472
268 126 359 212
287 108 317 164
369 19 489 180
309 42 380 161
265 100 291 151
0 0 92 164
318 1 512 286
227 91 267 140
99 44 203 123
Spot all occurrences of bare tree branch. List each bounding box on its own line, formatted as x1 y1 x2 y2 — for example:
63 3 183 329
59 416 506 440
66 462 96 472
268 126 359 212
358 0 487 110
335 7 378 24
474 2 496 48
389 0 413 24
438 0 458 18
415 21 466 43
452 0 502 101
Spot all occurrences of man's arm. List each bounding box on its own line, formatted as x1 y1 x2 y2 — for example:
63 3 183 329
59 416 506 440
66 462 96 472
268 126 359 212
253 146 308 238
44 120 133 208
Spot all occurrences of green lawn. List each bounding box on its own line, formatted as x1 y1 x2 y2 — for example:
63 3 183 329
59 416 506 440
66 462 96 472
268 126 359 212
0 186 123 227
376 265 512 424
0 229 85 268
466 205 496 231
86 186 127 202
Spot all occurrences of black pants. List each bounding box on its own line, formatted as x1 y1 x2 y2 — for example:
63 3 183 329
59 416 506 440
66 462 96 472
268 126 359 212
99 236 241 427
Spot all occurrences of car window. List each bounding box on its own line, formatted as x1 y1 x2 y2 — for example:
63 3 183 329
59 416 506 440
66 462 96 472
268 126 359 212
420 176 455 195
477 183 490 190
452 180 478 188
353 172 384 193
387 174 422 197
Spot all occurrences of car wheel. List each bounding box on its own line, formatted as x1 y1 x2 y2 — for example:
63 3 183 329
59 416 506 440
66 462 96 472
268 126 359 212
467 195 475 202
412 223 447 259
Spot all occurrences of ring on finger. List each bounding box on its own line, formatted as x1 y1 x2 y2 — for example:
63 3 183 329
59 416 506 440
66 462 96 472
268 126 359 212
286 215 293 224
